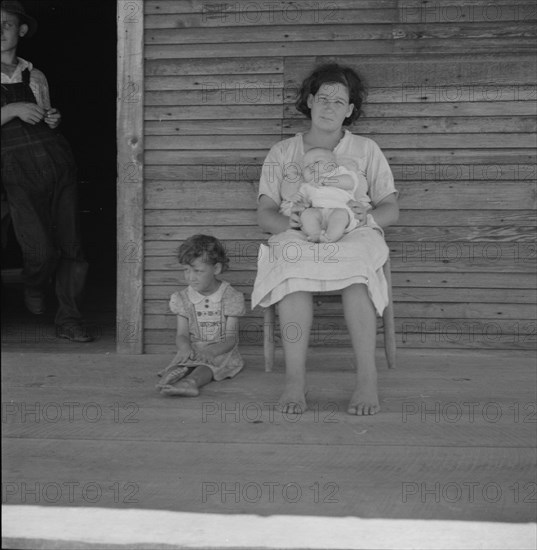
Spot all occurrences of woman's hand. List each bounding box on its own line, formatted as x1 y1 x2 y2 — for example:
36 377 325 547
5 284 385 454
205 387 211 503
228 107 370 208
348 200 371 227
258 195 299 235
44 108 61 129
289 195 310 229
288 211 302 230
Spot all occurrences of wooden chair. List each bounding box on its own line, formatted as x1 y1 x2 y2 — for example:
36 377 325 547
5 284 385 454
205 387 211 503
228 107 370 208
263 257 396 372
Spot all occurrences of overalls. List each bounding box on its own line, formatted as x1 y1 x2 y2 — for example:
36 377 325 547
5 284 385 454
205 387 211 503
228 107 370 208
1 67 88 327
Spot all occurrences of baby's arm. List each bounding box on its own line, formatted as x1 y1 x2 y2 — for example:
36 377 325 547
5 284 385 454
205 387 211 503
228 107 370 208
302 164 320 186
196 316 240 362
323 170 356 191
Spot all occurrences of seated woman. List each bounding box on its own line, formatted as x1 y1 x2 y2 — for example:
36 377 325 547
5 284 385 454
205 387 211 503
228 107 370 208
251 63 399 415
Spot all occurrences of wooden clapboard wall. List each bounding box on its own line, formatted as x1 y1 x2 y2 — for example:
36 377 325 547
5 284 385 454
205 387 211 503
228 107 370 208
142 0 536 353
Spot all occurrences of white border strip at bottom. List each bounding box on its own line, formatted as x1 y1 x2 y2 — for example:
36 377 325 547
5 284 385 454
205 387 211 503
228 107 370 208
2 505 536 549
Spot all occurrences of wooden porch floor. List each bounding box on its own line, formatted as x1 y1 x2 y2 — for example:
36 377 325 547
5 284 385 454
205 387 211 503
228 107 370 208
2 348 536 549
1 275 116 354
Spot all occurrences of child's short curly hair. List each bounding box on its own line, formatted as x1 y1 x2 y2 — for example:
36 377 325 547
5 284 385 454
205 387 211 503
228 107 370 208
295 63 367 126
178 234 229 272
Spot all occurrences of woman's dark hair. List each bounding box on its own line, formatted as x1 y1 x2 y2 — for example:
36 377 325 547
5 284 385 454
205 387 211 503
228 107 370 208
295 63 367 126
178 234 229 272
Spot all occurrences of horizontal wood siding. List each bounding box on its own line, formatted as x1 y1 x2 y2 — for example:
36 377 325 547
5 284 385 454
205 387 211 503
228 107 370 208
143 0 537 353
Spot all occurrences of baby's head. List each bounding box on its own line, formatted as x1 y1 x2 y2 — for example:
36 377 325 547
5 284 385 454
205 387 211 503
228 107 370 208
303 147 337 169
178 234 229 272
303 148 338 183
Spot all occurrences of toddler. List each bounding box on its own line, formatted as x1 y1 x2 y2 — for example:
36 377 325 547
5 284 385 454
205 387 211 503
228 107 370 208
156 235 245 396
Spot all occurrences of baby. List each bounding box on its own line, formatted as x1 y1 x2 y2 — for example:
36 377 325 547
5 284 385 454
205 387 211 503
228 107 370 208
287 148 370 242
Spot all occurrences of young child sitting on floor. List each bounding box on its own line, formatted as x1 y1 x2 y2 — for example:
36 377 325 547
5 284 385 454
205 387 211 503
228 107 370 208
282 147 371 242
156 234 245 397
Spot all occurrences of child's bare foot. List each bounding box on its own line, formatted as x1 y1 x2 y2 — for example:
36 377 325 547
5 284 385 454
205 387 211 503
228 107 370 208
156 366 190 390
277 383 307 414
348 378 380 415
306 233 321 243
160 378 200 397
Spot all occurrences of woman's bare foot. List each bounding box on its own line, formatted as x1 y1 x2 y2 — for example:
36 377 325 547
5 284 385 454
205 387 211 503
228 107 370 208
160 378 200 397
277 382 307 414
348 376 380 415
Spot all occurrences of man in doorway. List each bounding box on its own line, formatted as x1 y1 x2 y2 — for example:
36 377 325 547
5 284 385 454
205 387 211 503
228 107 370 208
1 0 93 341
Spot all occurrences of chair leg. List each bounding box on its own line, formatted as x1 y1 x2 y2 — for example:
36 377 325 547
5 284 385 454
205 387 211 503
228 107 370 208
382 258 396 369
262 262 396 370
264 305 275 372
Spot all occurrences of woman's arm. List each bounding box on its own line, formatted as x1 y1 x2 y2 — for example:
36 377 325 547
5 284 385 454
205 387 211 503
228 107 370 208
361 139 399 228
369 193 399 228
258 195 297 234
348 193 399 229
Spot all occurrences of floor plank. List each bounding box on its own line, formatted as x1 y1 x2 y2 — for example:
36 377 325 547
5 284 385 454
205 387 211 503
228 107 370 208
2 348 536 548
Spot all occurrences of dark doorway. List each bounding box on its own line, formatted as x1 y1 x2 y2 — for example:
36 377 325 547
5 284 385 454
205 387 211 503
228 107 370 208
2 0 117 350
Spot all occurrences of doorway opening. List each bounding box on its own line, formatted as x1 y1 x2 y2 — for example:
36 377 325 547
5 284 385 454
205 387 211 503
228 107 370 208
1 0 117 351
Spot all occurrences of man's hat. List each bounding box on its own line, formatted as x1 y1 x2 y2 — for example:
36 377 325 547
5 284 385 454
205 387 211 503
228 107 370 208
1 1 38 37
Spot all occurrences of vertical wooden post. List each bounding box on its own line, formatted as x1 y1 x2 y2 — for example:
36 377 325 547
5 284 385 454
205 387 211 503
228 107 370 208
116 0 144 353
382 258 396 369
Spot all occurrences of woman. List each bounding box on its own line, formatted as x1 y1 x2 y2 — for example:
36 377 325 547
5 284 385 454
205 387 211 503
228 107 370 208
251 63 399 415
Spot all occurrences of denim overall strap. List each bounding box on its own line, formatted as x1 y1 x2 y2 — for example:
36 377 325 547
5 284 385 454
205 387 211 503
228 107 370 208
1 68 58 153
